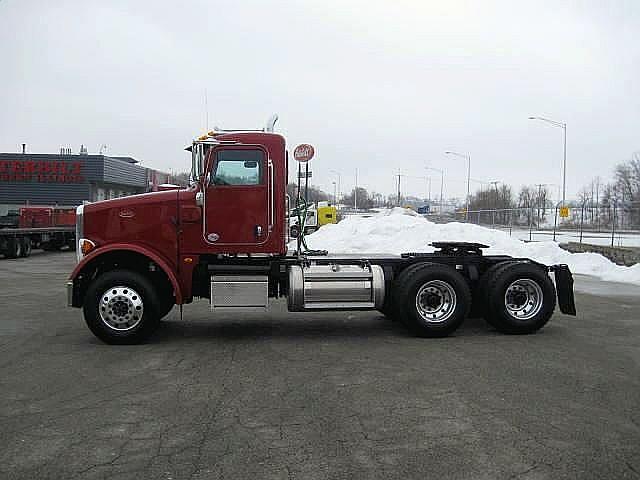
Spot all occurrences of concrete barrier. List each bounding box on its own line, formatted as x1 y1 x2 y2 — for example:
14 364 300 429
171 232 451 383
560 242 640 266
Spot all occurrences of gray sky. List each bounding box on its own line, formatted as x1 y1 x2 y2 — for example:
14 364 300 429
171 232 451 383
1 0 638 201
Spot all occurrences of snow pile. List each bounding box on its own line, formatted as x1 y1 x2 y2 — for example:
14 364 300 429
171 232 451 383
301 208 640 285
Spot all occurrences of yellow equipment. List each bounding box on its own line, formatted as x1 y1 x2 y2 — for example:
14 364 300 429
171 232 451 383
317 204 337 226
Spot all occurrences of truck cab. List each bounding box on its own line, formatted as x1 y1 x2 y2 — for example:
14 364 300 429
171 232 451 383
67 125 576 345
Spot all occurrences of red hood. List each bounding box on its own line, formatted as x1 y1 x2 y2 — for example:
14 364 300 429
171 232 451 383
84 189 182 214
82 189 181 262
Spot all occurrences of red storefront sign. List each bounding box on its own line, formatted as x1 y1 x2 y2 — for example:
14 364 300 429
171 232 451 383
0 160 84 183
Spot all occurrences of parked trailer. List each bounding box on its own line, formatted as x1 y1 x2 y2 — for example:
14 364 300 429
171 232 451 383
0 206 76 258
66 125 576 344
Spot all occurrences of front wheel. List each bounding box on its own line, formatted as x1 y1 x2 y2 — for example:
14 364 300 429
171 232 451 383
83 270 161 344
393 263 472 337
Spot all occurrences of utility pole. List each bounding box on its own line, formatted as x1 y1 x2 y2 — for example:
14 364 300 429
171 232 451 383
488 181 500 223
426 166 445 215
488 181 500 208
354 168 358 210
595 177 600 231
396 170 401 207
536 183 543 228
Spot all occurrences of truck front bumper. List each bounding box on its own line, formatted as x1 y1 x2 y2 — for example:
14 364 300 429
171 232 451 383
66 281 74 307
67 280 83 308
550 264 577 316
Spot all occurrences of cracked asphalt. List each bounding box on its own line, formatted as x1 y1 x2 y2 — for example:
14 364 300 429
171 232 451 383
1 251 639 480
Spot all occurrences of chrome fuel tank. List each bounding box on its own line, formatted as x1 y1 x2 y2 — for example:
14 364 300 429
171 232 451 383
287 263 385 311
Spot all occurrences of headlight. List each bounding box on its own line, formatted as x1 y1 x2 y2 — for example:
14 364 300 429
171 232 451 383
79 238 96 257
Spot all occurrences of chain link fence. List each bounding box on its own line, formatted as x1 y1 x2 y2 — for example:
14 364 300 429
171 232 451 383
425 205 640 248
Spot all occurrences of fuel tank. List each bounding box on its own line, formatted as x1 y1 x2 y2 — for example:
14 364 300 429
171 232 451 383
287 263 385 311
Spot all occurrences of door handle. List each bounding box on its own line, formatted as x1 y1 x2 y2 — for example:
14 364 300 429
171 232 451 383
255 225 263 237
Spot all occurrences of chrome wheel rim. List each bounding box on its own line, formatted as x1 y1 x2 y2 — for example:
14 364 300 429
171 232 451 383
416 280 457 323
99 286 144 331
504 279 543 320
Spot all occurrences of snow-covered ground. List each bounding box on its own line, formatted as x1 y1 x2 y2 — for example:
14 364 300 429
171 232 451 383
300 208 640 285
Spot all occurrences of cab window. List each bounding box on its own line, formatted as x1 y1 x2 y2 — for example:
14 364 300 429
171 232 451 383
212 150 264 186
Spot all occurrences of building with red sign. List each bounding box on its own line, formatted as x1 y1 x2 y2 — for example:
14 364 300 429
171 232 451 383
0 152 170 215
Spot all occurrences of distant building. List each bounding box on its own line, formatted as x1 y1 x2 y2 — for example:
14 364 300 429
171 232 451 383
0 151 170 214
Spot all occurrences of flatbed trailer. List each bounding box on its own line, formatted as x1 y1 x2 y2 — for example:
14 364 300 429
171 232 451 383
66 123 576 344
0 226 75 258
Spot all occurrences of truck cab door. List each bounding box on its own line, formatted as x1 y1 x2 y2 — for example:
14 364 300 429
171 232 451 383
203 146 271 248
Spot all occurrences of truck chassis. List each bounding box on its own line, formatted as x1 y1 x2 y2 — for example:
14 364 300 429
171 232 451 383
68 241 576 344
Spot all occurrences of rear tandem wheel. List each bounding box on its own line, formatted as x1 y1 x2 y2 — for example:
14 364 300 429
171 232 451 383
393 262 472 337
481 262 556 334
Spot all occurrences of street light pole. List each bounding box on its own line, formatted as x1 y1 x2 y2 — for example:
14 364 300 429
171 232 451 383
563 123 567 207
445 151 471 220
329 169 341 208
528 116 567 207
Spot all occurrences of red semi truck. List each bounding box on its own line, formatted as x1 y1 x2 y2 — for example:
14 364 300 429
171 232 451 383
0 206 76 258
67 128 576 344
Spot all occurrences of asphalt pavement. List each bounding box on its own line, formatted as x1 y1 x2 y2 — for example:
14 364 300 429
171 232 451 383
1 251 639 480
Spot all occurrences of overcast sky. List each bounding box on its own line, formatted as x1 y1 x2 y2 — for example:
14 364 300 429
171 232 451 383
0 0 638 201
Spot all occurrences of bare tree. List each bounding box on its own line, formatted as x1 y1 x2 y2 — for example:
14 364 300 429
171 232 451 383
468 184 514 224
286 183 330 206
342 187 374 210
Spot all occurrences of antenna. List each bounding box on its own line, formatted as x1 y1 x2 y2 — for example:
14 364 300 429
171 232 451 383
204 89 209 131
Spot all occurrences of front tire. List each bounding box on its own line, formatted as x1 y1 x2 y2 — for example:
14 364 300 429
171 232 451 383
483 262 556 334
157 292 175 320
6 237 22 259
20 237 32 258
83 270 161 344
393 263 472 337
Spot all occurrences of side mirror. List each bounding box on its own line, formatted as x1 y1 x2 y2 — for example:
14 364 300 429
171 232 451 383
195 191 204 206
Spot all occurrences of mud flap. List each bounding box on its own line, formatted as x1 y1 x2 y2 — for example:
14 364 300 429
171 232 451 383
551 265 577 316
